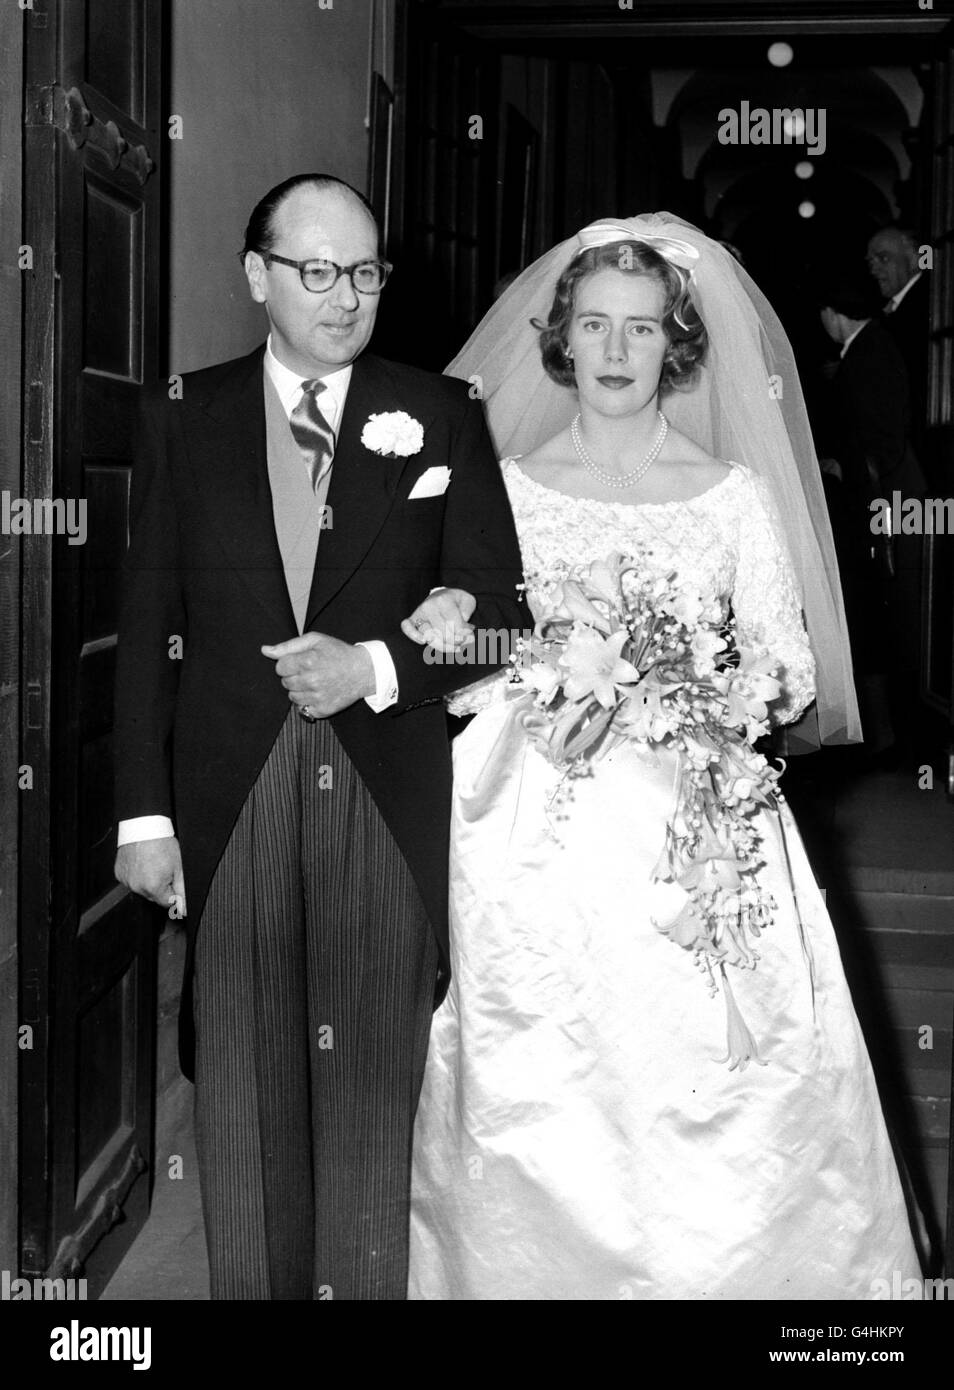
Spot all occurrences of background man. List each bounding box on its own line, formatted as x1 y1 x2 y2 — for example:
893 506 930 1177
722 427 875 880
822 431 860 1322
866 224 930 478
819 275 925 766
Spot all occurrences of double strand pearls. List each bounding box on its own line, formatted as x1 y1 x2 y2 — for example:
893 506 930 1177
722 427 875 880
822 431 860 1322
570 410 668 489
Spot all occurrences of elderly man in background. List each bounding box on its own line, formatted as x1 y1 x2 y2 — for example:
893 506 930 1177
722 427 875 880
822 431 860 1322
819 274 926 767
866 225 931 479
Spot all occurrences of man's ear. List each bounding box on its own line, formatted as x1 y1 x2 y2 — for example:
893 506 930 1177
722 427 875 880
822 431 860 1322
245 251 268 305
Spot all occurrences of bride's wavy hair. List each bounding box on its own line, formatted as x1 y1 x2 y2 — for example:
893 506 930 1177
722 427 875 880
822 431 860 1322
533 240 707 392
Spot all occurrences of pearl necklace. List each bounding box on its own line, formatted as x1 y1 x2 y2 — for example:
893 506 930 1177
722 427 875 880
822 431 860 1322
570 410 668 489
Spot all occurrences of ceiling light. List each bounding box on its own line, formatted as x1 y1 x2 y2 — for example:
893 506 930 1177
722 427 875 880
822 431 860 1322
768 42 794 68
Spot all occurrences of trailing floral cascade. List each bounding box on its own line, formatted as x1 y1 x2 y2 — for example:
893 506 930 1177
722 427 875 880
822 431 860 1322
510 550 789 1070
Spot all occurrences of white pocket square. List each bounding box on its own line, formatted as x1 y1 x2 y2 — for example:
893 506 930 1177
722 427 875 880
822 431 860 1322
408 466 451 500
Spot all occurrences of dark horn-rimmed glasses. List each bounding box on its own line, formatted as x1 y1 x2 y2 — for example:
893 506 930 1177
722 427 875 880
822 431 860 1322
255 252 393 294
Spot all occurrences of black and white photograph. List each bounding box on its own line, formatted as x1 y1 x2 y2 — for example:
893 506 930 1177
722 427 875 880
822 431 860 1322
2 0 954 1362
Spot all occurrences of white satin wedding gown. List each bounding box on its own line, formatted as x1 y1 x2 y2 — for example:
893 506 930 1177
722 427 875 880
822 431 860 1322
408 459 921 1301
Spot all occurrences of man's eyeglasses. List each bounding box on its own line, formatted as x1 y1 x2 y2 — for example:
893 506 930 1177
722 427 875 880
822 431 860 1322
260 253 393 294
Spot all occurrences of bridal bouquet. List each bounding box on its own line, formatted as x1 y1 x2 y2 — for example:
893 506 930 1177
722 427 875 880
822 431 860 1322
511 551 786 1068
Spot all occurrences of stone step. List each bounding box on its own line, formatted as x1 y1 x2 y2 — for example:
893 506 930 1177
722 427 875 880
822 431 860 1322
905 1066 952 1100
868 962 954 993
881 984 953 1027
836 888 952 1245
909 1094 952 1146
844 867 954 898
846 891 954 939
892 1024 952 1063
867 937 954 974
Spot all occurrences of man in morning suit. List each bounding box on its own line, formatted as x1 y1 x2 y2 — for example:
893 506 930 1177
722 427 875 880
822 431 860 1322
113 174 526 1300
819 276 925 760
866 225 931 478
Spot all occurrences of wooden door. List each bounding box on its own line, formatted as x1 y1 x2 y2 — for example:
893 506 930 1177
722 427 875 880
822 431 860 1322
20 0 164 1296
384 3 500 367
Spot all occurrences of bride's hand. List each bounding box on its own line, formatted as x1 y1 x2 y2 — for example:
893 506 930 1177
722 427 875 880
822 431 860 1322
402 587 477 653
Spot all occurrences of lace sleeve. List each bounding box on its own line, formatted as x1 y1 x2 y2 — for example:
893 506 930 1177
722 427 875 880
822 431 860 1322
446 455 526 717
731 467 816 726
445 667 516 717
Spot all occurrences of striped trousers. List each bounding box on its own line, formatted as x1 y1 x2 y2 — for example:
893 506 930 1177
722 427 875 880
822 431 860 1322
193 709 439 1301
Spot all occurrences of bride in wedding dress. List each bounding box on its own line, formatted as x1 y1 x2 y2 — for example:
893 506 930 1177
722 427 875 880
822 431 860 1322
403 217 922 1301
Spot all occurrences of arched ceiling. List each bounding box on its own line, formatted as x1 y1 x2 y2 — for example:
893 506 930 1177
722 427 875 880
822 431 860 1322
650 62 923 224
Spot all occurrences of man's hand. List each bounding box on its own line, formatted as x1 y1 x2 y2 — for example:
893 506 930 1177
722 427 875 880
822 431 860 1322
401 587 477 653
115 836 187 917
261 632 375 717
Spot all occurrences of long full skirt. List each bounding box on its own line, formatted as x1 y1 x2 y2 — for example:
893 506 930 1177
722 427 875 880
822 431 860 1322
408 699 922 1300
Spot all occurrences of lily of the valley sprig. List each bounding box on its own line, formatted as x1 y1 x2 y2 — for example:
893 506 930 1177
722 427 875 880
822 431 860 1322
510 549 786 1070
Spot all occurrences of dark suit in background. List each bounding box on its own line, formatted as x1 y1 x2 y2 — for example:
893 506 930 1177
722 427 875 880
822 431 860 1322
881 271 931 481
822 319 925 750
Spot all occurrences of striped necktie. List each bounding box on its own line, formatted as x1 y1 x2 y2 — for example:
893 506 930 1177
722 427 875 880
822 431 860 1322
289 378 336 492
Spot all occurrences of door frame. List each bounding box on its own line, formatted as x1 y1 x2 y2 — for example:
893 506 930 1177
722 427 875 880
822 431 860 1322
0 0 25 1285
434 0 952 43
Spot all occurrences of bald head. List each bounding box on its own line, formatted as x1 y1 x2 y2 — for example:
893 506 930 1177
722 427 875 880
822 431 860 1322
242 174 379 260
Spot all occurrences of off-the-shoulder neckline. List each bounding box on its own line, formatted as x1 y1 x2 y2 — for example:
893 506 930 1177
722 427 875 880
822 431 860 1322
502 457 744 510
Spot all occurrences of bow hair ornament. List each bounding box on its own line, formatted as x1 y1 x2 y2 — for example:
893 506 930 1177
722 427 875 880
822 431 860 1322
574 219 701 275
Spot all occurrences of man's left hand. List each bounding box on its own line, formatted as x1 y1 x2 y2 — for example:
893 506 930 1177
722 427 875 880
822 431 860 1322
261 632 375 717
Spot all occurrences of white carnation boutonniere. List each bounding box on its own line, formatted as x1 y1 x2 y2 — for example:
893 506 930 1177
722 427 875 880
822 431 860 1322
361 411 425 459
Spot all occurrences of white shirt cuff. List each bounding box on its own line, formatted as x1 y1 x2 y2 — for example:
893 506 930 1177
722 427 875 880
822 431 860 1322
356 640 399 712
117 815 176 846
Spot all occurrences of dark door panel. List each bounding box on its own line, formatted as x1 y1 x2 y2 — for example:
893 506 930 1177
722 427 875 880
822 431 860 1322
20 0 164 1295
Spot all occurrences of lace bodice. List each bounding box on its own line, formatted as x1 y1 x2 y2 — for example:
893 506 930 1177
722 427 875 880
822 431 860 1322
448 459 816 720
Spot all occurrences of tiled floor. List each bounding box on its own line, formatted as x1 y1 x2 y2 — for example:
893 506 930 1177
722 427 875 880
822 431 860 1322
98 760 953 1300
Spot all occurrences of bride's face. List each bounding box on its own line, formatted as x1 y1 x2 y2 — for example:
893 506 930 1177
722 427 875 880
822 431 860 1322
566 270 669 418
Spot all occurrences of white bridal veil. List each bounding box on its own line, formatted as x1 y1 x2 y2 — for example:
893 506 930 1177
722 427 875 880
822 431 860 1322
445 212 861 751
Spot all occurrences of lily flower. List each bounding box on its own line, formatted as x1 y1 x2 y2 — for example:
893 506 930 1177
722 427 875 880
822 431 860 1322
550 580 612 632
520 655 562 704
654 895 705 950
585 553 631 605
718 967 767 1072
690 627 727 673
680 856 743 892
560 627 640 709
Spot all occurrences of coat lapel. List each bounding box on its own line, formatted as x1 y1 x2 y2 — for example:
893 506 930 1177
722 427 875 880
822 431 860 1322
304 354 420 628
185 345 297 635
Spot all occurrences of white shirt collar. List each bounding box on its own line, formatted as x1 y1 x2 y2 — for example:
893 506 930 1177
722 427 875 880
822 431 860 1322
885 271 922 314
840 321 869 359
263 335 353 431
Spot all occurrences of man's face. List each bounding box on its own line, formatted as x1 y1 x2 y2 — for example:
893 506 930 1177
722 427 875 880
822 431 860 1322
866 230 916 300
245 186 381 376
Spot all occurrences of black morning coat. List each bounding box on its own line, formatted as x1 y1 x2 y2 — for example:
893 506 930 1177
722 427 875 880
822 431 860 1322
114 345 527 1077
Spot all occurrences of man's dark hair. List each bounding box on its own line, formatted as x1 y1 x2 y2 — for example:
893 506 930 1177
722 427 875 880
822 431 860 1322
817 273 883 321
240 174 380 259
